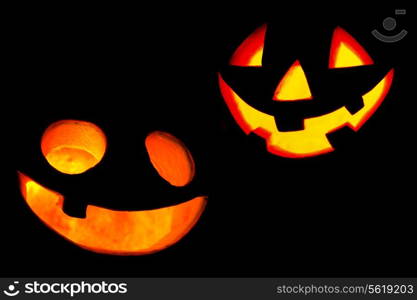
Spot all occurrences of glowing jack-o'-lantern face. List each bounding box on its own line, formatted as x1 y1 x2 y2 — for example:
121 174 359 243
219 25 394 158
18 120 206 255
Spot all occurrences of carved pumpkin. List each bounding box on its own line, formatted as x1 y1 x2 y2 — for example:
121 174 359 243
11 16 210 257
219 24 394 158
17 120 206 255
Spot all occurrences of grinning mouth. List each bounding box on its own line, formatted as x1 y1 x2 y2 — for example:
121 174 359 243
218 69 394 158
18 172 207 255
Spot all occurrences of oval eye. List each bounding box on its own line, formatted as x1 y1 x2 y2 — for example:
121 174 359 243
329 27 374 69
41 120 107 175
145 131 195 187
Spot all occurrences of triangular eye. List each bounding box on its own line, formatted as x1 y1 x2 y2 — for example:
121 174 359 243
329 27 374 69
229 24 267 67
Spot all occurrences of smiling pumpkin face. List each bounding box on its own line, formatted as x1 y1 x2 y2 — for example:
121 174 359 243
218 24 394 158
18 120 206 255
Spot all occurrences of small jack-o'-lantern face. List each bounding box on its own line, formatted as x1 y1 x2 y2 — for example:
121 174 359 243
219 24 394 158
18 120 206 255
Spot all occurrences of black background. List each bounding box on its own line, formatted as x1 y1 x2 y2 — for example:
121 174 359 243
2 4 415 277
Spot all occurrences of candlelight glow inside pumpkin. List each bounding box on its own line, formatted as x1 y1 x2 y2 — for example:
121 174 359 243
145 131 195 187
19 120 206 255
41 120 107 175
219 25 394 158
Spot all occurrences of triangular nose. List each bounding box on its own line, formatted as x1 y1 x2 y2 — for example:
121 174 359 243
273 60 313 101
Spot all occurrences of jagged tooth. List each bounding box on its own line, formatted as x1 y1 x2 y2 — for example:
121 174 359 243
345 96 365 114
62 195 87 219
274 116 305 132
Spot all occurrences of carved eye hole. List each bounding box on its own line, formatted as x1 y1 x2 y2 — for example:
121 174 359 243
229 24 267 67
329 27 374 69
145 131 195 187
41 120 107 175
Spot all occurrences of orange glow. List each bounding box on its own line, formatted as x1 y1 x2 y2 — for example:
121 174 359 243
18 172 207 255
230 24 267 67
218 69 393 158
145 131 195 187
273 60 313 101
41 120 107 175
329 27 374 68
